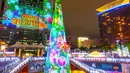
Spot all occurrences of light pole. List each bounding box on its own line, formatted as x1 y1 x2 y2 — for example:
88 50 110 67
113 66 119 73
1 45 6 57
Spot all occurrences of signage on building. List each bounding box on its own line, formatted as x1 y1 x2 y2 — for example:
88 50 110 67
12 14 47 29
2 0 47 30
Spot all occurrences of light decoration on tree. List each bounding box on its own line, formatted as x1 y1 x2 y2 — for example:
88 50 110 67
44 0 71 73
123 47 129 57
116 40 122 57
116 40 129 57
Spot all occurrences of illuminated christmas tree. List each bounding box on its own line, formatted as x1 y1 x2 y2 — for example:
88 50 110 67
44 0 71 73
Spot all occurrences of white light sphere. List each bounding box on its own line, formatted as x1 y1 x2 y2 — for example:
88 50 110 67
1 45 6 50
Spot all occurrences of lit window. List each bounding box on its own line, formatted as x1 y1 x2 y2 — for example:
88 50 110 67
122 22 125 25
103 22 107 25
108 28 111 33
128 23 130 26
119 26 122 31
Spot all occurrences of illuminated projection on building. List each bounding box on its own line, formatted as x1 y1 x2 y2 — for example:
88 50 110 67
2 0 48 29
12 14 47 29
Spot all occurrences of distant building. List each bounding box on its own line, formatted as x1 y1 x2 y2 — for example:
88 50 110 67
77 37 100 48
0 0 1 12
0 0 50 46
78 37 88 48
97 0 130 44
66 35 77 49
0 0 6 23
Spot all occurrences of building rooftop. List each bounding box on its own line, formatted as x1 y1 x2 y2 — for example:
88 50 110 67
96 0 130 13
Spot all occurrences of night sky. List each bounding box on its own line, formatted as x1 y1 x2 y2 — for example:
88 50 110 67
61 0 113 38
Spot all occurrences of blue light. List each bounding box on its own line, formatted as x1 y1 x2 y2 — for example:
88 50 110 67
30 9 35 15
25 9 30 14
46 2 51 9
10 0 18 4
45 13 51 18
47 24 52 30
15 5 19 10
5 10 14 19
97 3 130 15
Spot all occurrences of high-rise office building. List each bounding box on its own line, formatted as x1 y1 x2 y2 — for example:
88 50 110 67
97 0 130 44
0 0 50 46
0 0 6 23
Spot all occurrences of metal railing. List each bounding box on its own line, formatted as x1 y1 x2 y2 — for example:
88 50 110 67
10 57 31 73
70 58 106 73
0 57 19 62
31 57 45 61
74 57 130 63
2 58 21 73
1 57 46 73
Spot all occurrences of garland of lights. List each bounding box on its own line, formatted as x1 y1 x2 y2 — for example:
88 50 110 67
74 57 130 63
70 58 106 73
0 57 19 62
10 57 31 73
5 57 44 73
2 59 20 73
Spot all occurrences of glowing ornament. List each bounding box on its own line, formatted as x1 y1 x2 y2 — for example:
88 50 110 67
61 43 69 51
47 17 52 23
54 18 58 23
58 56 66 66
50 49 58 63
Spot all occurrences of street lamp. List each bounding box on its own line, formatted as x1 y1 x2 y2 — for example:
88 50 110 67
0 45 6 56
113 66 119 73
1 45 6 50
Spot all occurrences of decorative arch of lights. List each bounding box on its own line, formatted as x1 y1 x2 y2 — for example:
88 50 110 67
2 0 71 73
